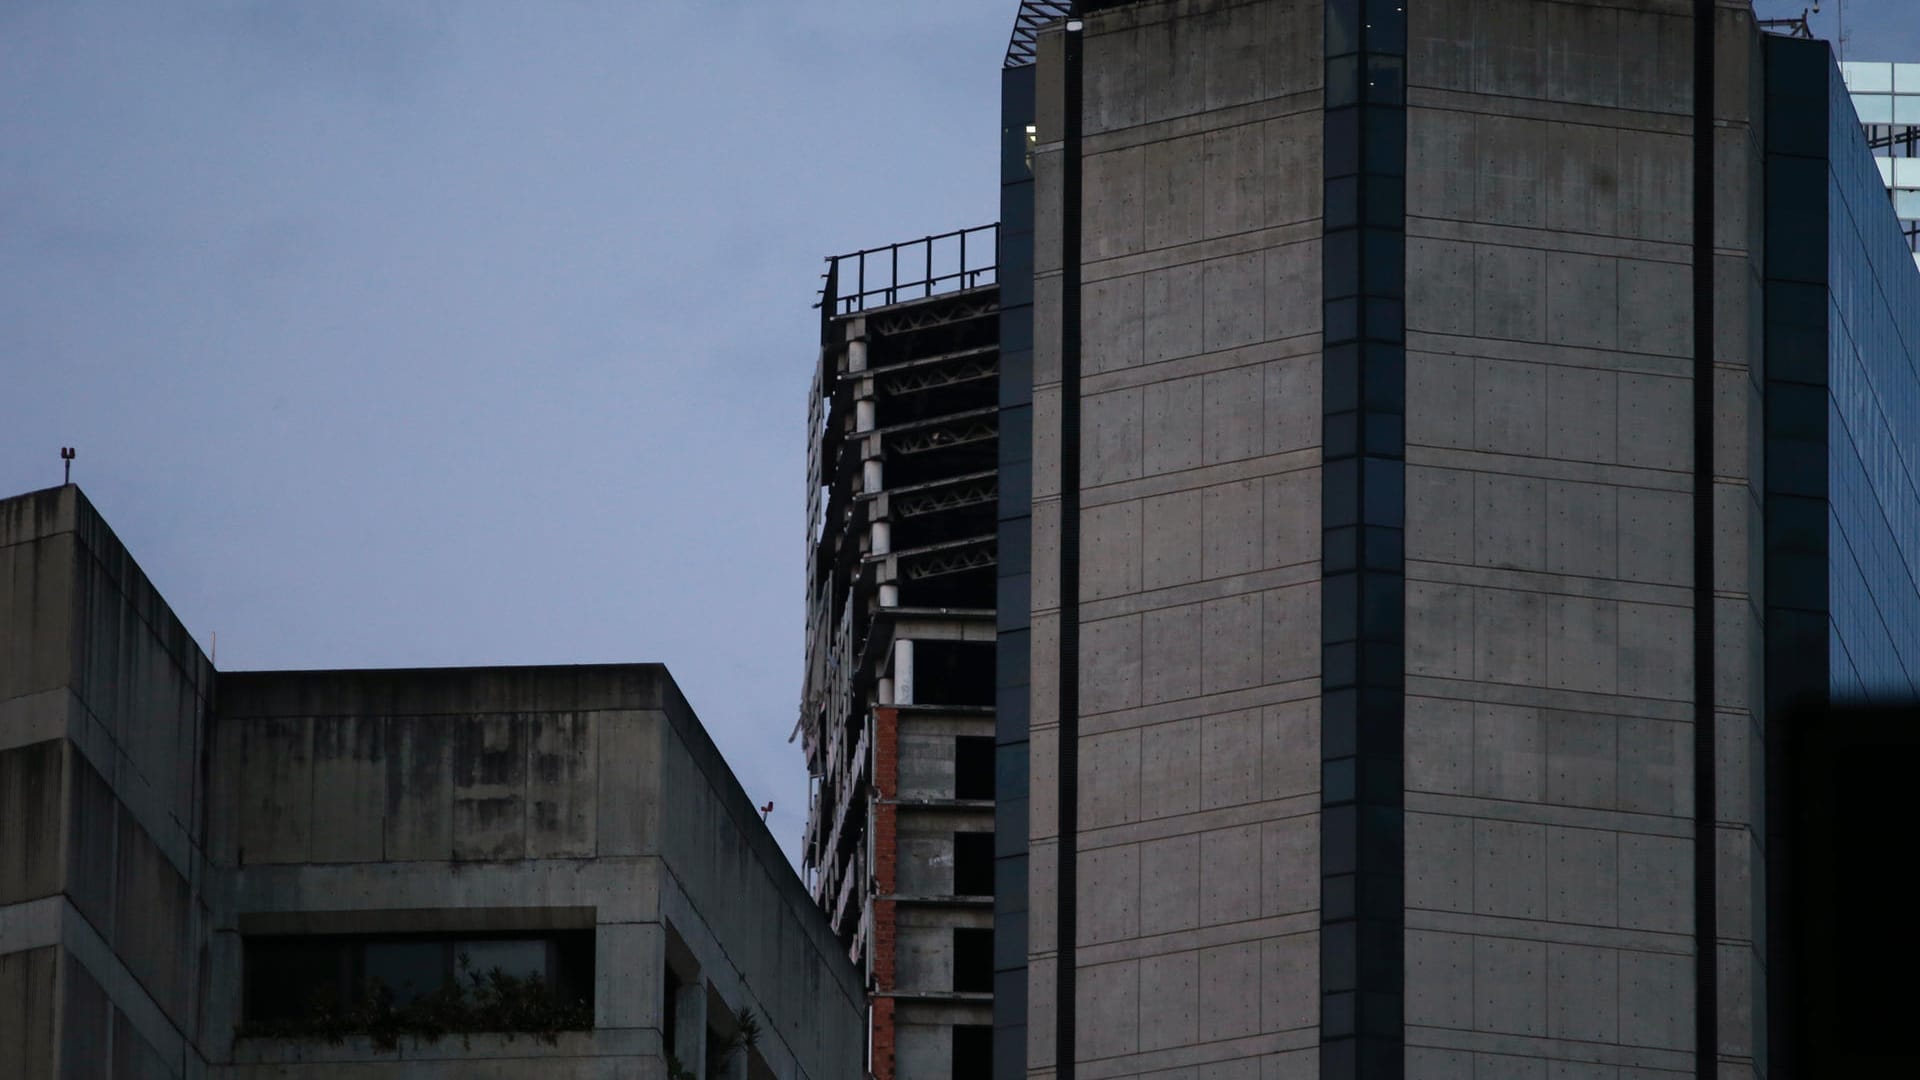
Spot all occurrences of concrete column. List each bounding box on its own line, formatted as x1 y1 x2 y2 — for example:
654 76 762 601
671 978 706 1078
893 639 914 705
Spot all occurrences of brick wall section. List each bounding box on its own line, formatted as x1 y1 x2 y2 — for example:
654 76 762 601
871 707 899 1080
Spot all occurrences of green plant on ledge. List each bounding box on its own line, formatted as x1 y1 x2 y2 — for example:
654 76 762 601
234 955 592 1053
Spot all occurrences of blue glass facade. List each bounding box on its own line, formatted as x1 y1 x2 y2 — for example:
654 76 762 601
1764 35 1920 1073
1765 37 1920 708
1825 55 1920 699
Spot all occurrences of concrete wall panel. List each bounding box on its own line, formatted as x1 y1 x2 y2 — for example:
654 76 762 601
112 1008 172 1080
1143 374 1205 476
0 945 57 1079
527 714 595 859
1403 2 1752 1071
0 740 65 906
383 715 453 861
451 715 528 862
596 712 661 857
1138 949 1198 1052
1078 843 1139 946
238 717 311 865
1198 939 1261 1043
1139 717 1198 818
311 716 385 863
1044 3 1326 1074
112 803 191 1030
1138 832 1199 936
60 949 110 1080
0 534 76 705
66 748 116 939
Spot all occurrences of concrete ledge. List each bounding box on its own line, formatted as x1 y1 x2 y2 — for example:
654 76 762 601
229 1026 662 1065
1406 1024 1694 1073
52 894 195 1075
0 896 62 954
1409 84 1694 128
0 690 71 754
226 859 663 926
237 905 597 936
1406 792 1692 837
220 664 673 719
1076 793 1318 852
1407 908 1694 957
1406 674 1695 722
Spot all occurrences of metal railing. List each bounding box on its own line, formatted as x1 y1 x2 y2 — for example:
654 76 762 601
819 224 998 317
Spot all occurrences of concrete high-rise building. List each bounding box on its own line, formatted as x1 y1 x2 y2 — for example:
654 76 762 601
0 484 865 1079
987 2 1920 1079
799 229 1003 1079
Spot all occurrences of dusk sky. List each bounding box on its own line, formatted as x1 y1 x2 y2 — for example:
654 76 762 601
3 0 1915 869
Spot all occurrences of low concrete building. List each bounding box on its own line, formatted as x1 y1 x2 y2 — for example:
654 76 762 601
0 484 864 1079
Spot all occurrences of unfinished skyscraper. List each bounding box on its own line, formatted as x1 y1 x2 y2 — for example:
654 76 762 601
798 228 1002 1079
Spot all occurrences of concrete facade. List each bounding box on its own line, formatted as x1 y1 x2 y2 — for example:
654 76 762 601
1399 3 1764 1077
1013 1 1780 1077
0 484 864 1080
1024 2 1327 1075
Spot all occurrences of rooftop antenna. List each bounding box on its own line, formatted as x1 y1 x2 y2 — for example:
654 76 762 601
759 800 774 823
60 446 75 485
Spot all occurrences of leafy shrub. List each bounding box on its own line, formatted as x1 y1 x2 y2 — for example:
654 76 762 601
234 955 592 1052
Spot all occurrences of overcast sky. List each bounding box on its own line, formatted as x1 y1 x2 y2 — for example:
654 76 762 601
3 1 1915 870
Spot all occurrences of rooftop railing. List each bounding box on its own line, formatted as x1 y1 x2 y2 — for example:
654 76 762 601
818 224 998 318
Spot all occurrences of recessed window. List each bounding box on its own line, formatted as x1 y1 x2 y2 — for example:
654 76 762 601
954 831 994 896
952 927 992 993
955 736 996 800
241 931 593 1043
952 1023 992 1076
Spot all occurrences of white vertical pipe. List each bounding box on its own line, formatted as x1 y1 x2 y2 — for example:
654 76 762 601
871 521 890 555
879 583 899 607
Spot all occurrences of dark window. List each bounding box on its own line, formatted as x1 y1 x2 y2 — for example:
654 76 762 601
242 931 593 1027
663 964 682 1056
916 642 996 707
952 928 993 992
955 736 996 800
952 1023 992 1078
954 831 994 896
